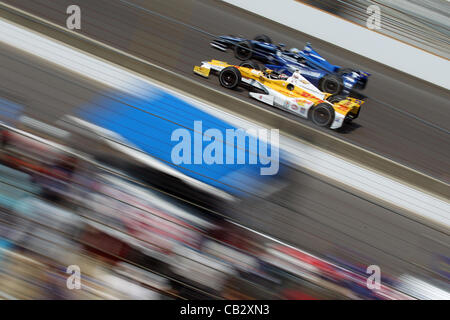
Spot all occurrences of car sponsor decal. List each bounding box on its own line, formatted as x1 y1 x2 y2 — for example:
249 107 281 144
294 98 313 107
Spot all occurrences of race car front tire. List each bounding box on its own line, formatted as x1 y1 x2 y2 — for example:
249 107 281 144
310 103 335 127
239 60 260 70
219 67 241 89
319 74 344 95
234 40 253 60
254 34 272 44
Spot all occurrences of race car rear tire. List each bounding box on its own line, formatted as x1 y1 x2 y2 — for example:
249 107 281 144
219 67 241 89
234 40 253 60
254 34 272 44
310 103 335 127
326 94 346 104
319 74 344 95
239 60 260 70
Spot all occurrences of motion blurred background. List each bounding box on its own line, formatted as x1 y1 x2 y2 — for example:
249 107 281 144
301 0 449 58
0 0 448 300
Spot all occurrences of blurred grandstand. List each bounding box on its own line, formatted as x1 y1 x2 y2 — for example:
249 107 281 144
301 0 450 58
2 112 442 300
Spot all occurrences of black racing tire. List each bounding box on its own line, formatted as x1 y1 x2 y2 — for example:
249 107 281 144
319 74 344 95
310 103 335 127
326 94 346 104
234 40 253 60
254 34 272 44
239 60 260 70
219 67 241 89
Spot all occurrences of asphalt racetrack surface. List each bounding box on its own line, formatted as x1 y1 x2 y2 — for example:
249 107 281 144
4 0 450 185
0 39 448 283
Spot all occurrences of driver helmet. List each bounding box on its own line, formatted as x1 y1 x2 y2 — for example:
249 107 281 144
292 69 301 79
289 48 300 54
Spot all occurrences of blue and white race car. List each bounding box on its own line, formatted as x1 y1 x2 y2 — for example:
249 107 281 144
210 35 370 96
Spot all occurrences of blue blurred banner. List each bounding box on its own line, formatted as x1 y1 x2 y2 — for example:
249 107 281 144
77 85 281 196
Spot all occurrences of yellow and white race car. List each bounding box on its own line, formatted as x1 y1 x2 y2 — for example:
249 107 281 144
194 60 364 129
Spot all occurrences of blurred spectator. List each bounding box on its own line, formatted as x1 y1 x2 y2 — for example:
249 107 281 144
0 126 430 300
